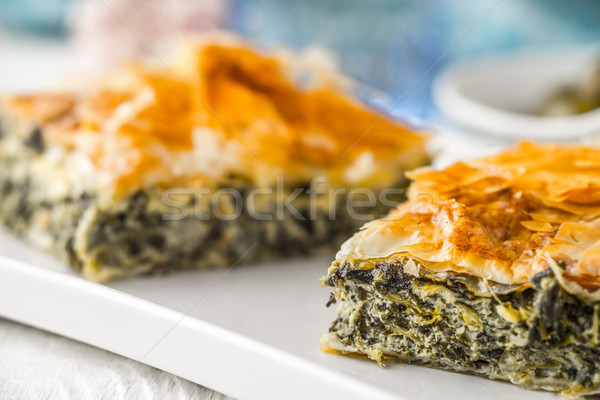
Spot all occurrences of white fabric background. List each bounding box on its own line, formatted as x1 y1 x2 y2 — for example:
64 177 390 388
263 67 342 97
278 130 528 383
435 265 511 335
0 318 232 400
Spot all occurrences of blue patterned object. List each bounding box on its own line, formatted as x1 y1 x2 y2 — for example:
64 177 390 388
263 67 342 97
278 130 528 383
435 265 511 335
431 0 600 58
231 0 600 122
231 0 435 122
0 0 72 34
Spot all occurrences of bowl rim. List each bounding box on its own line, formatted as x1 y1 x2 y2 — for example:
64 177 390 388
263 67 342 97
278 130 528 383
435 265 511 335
432 47 600 139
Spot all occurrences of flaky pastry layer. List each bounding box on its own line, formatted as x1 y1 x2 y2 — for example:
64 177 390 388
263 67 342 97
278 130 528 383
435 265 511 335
338 142 600 296
3 34 427 198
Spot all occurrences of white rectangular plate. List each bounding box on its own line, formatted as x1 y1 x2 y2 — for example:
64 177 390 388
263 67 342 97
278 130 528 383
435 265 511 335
0 33 556 400
0 228 557 400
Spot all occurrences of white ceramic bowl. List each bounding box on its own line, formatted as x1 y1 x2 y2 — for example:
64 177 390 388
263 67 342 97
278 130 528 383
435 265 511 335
433 48 600 139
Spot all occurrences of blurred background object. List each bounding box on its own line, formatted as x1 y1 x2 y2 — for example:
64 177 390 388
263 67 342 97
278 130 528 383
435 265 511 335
69 0 231 69
0 0 72 35
231 0 432 121
432 49 600 139
1 0 600 123
539 62 600 116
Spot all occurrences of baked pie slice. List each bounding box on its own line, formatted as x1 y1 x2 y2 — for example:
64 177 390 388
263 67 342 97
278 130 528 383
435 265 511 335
0 35 428 281
322 142 600 396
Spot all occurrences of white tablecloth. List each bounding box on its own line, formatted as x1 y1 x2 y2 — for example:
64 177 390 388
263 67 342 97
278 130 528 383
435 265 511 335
0 318 232 400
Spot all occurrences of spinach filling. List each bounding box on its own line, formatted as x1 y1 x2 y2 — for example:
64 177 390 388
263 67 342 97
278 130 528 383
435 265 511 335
0 116 407 280
324 260 600 396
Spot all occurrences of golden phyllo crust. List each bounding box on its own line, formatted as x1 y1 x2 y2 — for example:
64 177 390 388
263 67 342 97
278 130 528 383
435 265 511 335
4 36 428 198
338 142 600 297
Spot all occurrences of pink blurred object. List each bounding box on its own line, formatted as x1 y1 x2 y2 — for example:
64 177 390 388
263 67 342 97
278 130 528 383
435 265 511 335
69 0 231 69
